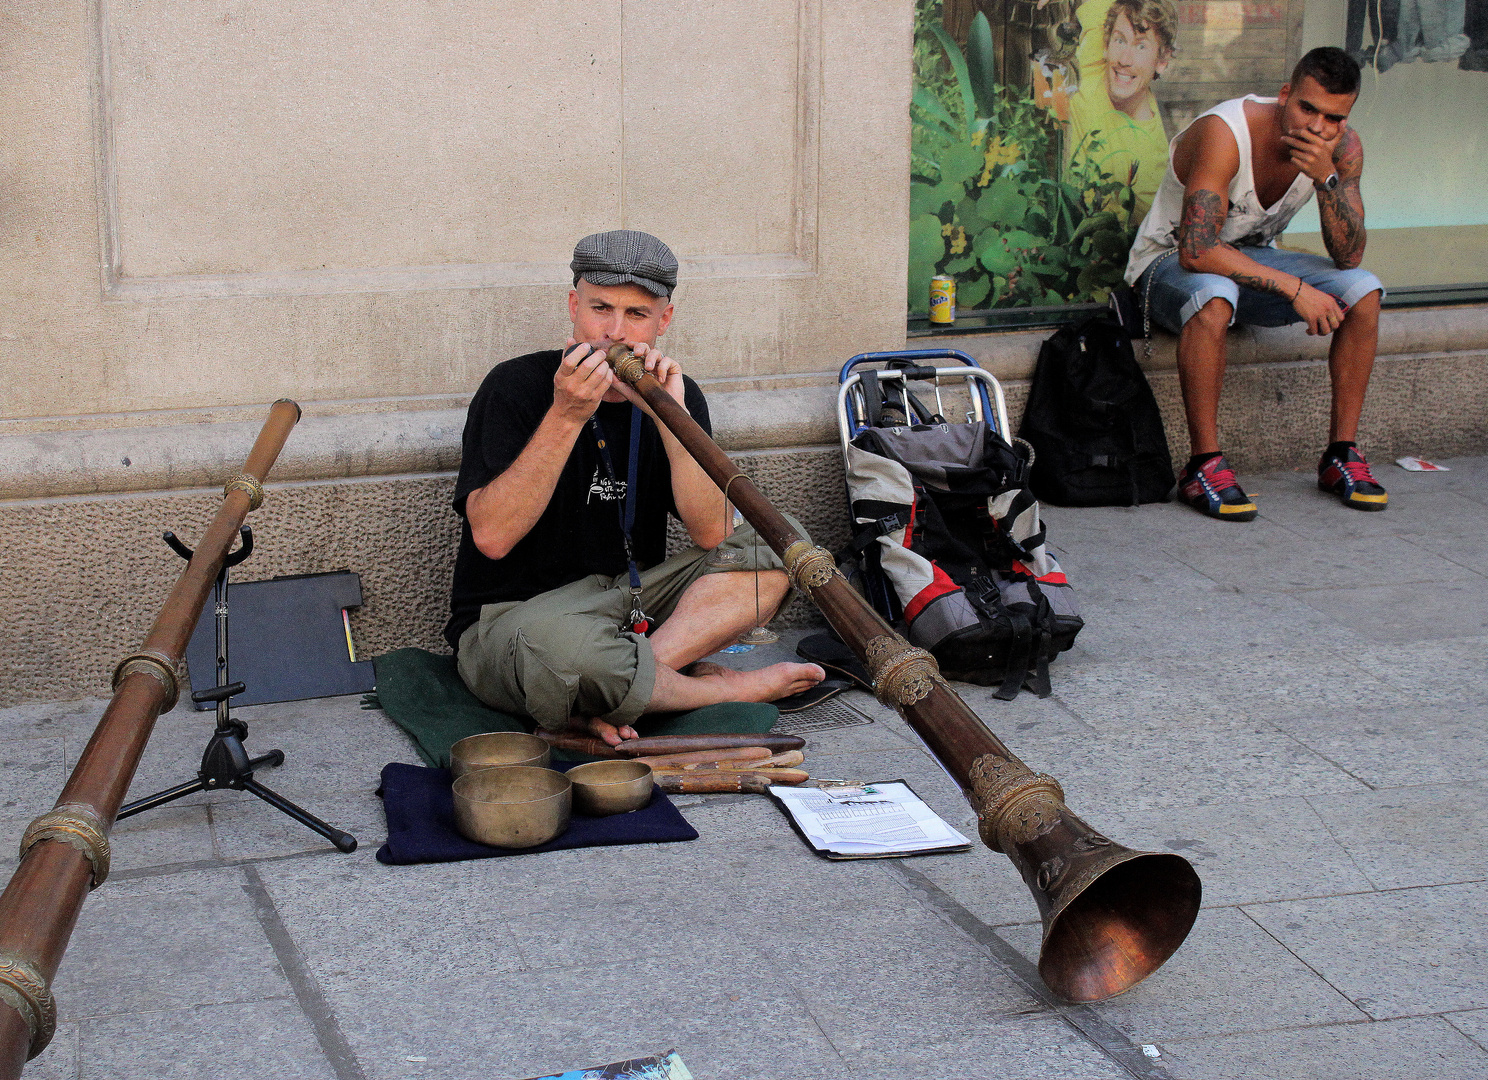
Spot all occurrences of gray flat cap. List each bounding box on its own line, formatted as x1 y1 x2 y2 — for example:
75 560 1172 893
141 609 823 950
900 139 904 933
570 230 678 298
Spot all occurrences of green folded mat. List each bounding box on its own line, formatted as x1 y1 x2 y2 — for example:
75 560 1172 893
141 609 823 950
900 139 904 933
367 648 781 766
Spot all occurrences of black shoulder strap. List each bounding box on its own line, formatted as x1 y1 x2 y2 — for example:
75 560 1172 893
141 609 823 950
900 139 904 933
861 368 884 429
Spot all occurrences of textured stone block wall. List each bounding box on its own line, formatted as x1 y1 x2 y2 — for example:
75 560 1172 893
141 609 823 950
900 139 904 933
998 351 1488 473
0 447 853 707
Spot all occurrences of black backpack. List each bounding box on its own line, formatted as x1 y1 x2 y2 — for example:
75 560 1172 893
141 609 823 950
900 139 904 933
1019 310 1174 506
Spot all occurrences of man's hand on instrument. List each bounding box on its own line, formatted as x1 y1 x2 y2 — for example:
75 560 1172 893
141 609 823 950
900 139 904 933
553 340 615 422
1281 125 1345 188
629 341 686 405
1293 281 1346 336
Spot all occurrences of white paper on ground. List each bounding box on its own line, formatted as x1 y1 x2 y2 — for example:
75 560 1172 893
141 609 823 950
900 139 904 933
1396 456 1450 471
770 781 969 855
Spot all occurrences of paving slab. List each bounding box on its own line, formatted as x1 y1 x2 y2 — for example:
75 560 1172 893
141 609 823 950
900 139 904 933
325 955 847 1080
1412 526 1488 575
1071 589 1359 660
97 803 218 872
1353 634 1488 701
1075 795 1376 906
1048 651 1415 731
0 736 68 820
999 906 1367 1041
208 788 387 861
24 1021 77 1080
1446 1007 1488 1050
1007 715 1370 820
816 1017 1131 1080
1307 781 1488 890
255 856 530 996
908 843 1060 929
1158 1015 1488 1080
1244 881 1488 1019
123 696 419 804
1297 580 1488 642
1169 532 1482 593
1252 484 1488 541
0 697 107 743
55 866 291 1021
1273 703 1488 788
77 999 336 1080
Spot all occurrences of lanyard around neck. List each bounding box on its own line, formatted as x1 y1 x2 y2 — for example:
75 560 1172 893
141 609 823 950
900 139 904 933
588 406 650 632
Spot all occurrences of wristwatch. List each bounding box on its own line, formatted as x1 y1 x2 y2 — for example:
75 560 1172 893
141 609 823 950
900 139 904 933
1317 173 1339 192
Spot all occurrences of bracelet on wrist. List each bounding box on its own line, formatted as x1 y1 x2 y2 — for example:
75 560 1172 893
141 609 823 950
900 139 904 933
1292 278 1304 302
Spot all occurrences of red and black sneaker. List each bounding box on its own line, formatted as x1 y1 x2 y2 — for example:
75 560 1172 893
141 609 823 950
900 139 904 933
1319 445 1389 511
1177 453 1257 521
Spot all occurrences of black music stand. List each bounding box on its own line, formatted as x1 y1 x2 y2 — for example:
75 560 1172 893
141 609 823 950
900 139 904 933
116 527 357 853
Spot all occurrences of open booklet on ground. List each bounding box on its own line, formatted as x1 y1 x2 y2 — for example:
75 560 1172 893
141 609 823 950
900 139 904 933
767 781 970 860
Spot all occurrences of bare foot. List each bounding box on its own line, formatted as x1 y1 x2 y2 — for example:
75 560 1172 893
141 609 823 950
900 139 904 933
687 662 825 704
578 716 638 747
683 661 730 678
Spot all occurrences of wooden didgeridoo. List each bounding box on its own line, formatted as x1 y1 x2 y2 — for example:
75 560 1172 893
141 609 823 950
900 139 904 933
605 344 1201 1004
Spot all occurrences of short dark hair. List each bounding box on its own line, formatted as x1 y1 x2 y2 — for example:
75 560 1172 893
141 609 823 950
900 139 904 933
1290 46 1361 96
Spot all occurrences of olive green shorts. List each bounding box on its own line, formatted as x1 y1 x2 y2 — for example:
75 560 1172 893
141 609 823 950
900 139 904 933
456 520 804 731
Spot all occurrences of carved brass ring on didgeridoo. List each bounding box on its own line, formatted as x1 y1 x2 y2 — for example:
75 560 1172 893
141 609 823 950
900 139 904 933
601 342 1201 1003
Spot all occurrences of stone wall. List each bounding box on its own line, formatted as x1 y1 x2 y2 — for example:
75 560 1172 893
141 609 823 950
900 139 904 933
3 0 911 421
0 446 851 706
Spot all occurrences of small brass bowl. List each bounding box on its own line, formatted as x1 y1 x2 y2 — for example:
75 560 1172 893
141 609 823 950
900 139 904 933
451 766 571 848
449 731 551 779
567 760 655 816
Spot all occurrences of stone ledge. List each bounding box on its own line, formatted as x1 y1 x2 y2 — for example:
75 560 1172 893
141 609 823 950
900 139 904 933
0 411 467 501
931 302 1488 380
1 303 1484 500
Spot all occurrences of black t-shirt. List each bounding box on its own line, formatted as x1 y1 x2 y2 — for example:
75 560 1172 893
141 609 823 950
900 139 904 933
444 349 711 650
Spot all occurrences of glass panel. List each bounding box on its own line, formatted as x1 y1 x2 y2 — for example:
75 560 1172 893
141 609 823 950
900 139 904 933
910 0 1488 328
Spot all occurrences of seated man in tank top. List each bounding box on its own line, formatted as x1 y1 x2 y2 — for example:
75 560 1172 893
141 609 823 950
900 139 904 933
1125 47 1387 521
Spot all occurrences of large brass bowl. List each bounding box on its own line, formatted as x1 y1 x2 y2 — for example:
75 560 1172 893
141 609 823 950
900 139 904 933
567 759 655 816
449 731 551 779
451 766 571 848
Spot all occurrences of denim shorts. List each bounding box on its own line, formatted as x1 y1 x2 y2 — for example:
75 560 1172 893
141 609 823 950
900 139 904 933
1138 246 1385 334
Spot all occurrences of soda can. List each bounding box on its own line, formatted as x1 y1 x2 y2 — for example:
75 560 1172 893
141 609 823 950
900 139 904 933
929 275 956 324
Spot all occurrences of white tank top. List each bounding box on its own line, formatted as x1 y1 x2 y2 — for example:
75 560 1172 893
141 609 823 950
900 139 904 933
1125 95 1316 285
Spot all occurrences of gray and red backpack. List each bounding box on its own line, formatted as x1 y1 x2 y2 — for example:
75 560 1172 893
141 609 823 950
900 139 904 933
835 352 1083 700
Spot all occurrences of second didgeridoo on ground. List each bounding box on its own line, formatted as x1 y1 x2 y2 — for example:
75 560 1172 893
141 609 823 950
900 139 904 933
603 343 1201 1004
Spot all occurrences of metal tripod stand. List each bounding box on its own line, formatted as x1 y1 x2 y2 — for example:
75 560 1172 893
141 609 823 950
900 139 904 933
117 526 357 853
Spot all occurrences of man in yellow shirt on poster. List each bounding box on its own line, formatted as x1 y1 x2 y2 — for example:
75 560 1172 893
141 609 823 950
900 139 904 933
1039 0 1178 219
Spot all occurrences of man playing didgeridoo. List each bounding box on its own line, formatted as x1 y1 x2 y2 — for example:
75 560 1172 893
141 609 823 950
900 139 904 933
1127 46 1387 521
445 230 824 746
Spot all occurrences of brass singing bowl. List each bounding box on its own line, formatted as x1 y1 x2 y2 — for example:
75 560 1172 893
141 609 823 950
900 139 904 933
567 759 655 816
451 766 572 848
449 731 551 779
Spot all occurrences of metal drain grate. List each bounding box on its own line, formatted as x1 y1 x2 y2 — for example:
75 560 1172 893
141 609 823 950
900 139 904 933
772 696 876 735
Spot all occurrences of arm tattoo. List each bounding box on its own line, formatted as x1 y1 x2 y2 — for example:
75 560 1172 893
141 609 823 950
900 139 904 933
1179 189 1225 261
1232 272 1291 298
1319 130 1367 267
1180 188 1286 294
1317 181 1366 268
